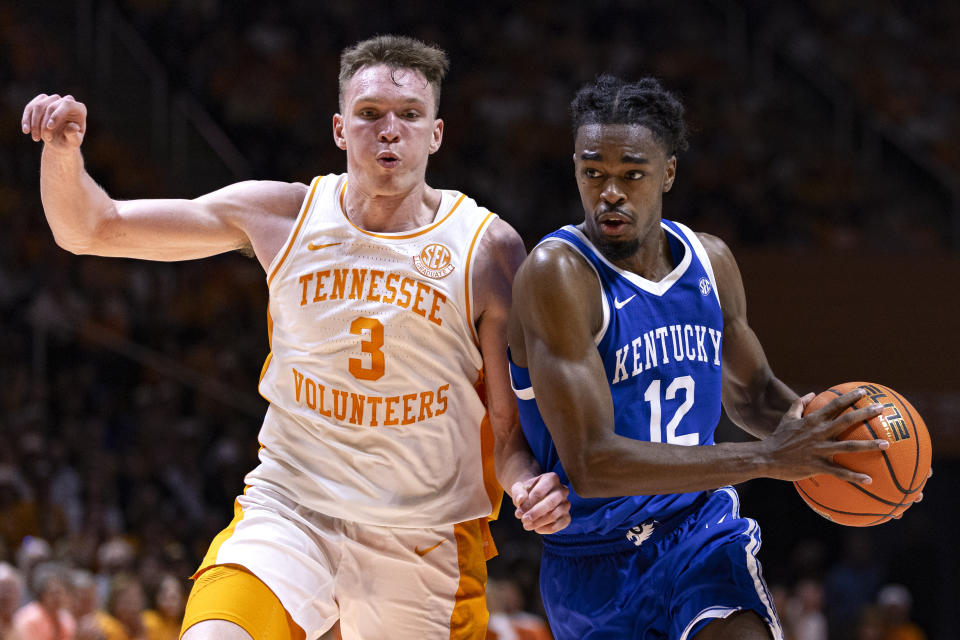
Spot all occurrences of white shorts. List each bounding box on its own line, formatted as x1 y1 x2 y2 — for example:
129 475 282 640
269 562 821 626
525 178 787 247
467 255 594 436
195 485 492 640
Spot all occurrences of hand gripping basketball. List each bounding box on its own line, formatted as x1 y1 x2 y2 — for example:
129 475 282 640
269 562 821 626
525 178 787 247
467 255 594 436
763 387 889 485
793 382 932 526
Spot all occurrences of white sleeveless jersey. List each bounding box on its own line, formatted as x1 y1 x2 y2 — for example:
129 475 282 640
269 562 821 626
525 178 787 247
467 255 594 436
250 173 502 527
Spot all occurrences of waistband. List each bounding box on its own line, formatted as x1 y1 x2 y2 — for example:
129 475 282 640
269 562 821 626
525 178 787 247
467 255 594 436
541 490 712 557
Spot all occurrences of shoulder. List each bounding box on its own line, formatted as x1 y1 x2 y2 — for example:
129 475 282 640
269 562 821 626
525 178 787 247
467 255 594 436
695 231 746 311
695 232 739 280
478 216 524 253
196 180 310 220
471 217 526 283
520 236 595 287
514 236 601 326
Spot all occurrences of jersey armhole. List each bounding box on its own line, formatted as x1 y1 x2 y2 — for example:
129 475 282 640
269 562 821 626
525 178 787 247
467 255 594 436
673 221 721 308
266 175 325 285
538 237 609 345
464 211 500 348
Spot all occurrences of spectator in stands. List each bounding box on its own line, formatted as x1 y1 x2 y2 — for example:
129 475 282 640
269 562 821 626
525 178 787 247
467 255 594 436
486 576 551 640
786 578 828 640
142 573 185 640
69 569 100 626
90 572 147 640
876 583 927 640
0 562 25 639
11 561 76 640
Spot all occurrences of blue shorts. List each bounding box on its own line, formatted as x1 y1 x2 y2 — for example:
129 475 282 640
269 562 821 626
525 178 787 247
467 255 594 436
539 488 783 640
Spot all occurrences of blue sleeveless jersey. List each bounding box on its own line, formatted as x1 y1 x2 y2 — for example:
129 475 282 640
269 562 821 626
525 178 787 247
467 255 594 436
510 220 725 539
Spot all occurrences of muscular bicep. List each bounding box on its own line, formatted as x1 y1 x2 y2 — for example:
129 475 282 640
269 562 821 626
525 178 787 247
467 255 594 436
511 244 616 489
94 180 307 269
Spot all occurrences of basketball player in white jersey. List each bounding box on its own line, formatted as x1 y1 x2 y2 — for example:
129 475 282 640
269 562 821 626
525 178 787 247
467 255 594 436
22 35 570 640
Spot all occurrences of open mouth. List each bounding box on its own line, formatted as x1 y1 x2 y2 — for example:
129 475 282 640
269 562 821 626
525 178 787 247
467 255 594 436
376 152 399 168
597 211 631 235
600 219 627 233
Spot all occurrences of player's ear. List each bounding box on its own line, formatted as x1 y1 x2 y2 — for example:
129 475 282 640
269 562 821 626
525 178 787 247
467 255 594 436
333 113 347 150
429 118 443 154
662 155 677 193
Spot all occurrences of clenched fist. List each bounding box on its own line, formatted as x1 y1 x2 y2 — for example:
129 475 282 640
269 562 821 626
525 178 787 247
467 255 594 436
22 93 87 149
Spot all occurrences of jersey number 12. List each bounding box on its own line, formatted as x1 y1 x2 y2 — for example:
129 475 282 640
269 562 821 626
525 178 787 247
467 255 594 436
643 376 698 445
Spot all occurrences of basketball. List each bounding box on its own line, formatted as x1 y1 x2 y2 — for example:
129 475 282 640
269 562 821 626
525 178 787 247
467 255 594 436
793 382 931 526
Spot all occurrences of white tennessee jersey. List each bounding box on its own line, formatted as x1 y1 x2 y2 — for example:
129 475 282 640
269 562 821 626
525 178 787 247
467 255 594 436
251 173 502 528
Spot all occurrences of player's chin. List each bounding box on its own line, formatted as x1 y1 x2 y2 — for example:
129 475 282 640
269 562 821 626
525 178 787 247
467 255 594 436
595 235 640 262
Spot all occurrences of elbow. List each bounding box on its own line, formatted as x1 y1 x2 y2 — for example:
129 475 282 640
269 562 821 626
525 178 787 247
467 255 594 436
562 446 616 499
49 215 113 256
567 474 602 499
52 233 92 255
52 232 101 256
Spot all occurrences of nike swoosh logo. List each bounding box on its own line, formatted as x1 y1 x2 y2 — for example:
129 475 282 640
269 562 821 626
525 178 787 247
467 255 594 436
614 294 637 310
414 539 446 557
307 242 342 251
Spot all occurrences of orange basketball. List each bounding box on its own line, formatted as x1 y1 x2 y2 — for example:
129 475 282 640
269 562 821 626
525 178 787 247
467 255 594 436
793 381 931 526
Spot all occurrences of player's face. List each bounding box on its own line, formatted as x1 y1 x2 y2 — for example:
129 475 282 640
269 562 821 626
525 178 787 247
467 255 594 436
574 124 676 262
334 65 444 195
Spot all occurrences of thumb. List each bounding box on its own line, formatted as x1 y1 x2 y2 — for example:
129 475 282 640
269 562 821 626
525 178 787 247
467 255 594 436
65 122 84 147
510 481 528 509
787 393 815 419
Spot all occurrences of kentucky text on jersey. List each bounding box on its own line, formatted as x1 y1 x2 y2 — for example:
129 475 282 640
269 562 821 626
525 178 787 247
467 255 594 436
291 366 449 427
297 267 447 327
611 324 722 384
510 220 726 538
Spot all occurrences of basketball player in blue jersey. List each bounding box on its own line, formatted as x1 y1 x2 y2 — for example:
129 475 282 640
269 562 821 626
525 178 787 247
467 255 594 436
23 35 570 640
507 75 902 640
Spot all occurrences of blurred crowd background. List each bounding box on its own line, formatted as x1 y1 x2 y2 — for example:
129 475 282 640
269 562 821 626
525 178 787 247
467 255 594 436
1 0 958 638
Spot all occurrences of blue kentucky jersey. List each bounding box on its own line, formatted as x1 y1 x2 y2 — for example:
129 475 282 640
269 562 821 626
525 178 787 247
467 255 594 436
510 219 725 539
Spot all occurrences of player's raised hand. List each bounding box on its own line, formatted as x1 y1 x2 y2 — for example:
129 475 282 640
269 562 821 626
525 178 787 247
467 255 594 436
762 388 888 484
22 93 86 149
511 472 571 534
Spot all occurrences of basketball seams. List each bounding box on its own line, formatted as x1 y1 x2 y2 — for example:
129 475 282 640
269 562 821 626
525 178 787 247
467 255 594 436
794 482 895 522
886 386 925 492
854 399 911 495
839 477 907 508
795 382 929 527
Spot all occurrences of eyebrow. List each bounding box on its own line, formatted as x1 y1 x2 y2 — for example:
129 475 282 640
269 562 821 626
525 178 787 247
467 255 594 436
579 151 650 164
353 96 426 107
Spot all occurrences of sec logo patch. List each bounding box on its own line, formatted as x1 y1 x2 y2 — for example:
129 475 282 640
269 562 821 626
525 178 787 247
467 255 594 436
413 243 455 279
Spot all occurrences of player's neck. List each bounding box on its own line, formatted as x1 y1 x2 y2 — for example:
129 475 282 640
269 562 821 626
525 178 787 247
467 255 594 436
342 180 442 233
608 227 674 282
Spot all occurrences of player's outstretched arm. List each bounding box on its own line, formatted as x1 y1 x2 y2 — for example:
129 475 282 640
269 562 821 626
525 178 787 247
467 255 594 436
509 241 890 499
22 93 306 267
473 219 570 534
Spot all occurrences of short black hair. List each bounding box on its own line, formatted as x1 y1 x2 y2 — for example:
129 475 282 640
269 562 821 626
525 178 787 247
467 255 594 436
570 74 689 156
339 35 449 115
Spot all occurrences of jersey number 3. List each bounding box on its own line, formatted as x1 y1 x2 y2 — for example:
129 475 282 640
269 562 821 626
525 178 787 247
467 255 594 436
643 376 698 445
349 317 385 380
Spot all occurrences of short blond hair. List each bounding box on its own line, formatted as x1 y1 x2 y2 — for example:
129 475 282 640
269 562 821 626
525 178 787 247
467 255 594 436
339 35 449 114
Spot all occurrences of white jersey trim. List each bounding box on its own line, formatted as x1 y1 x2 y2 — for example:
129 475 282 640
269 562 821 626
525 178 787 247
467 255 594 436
266 175 324 285
511 377 535 400
719 487 784 640
464 211 499 347
537 236 609 346
672 221 721 308
562 224 693 297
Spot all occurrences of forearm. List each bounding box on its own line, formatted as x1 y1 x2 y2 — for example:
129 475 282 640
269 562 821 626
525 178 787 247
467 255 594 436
725 374 798 439
574 437 772 498
493 420 541 498
40 145 117 253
